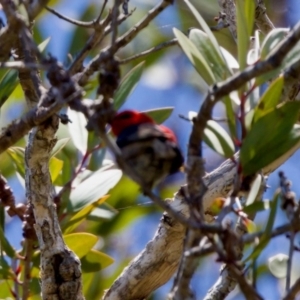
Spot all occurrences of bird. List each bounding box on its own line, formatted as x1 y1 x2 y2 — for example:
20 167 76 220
110 110 184 189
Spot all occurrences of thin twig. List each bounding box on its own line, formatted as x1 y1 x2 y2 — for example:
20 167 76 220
45 6 95 28
118 38 178 64
283 277 300 300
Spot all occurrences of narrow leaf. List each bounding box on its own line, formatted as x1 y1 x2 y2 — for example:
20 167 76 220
204 120 235 158
236 0 255 70
81 249 114 272
64 233 98 259
49 157 64 182
241 103 300 175
174 28 215 85
68 108 88 155
62 195 110 234
69 169 122 211
6 147 25 178
143 107 173 124
38 37 51 53
0 70 18 108
51 138 70 157
0 226 16 258
114 62 145 109
253 76 284 123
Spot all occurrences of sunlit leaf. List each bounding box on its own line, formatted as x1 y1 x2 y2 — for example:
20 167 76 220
174 28 215 85
81 249 114 272
268 253 288 278
6 147 25 178
241 103 300 175
0 70 19 108
38 37 51 53
243 199 270 215
69 169 122 211
189 29 232 80
245 174 262 206
143 107 173 124
184 0 222 57
236 0 255 70
204 120 235 157
64 233 98 259
68 108 88 155
253 76 284 123
51 138 70 157
49 156 64 182
114 62 145 109
62 195 110 234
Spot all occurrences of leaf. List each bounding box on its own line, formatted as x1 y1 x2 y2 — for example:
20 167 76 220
245 174 262 206
64 233 98 258
223 95 237 140
143 107 173 124
243 199 271 215
38 37 51 53
0 226 16 258
204 120 235 158
0 70 19 108
184 0 223 57
114 62 145 109
68 109 88 155
0 257 14 280
189 29 232 80
51 138 70 157
220 47 239 70
173 28 215 85
260 28 288 60
6 147 25 178
81 249 114 272
240 102 300 175
49 157 64 182
236 0 255 70
253 76 284 123
268 253 288 278
62 195 110 234
69 169 122 211
244 192 279 262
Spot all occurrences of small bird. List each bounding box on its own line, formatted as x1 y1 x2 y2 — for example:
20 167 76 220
110 110 184 189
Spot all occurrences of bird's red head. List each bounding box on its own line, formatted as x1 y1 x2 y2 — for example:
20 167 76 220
110 110 155 136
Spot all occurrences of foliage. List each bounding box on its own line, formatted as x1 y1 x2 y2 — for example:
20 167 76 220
0 0 300 299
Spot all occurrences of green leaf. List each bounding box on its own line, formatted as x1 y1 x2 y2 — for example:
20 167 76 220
184 0 223 58
240 102 300 175
49 156 64 182
236 0 255 70
64 233 98 258
143 107 173 124
243 199 271 215
81 249 114 272
268 253 288 278
38 37 51 53
62 195 110 234
244 192 279 262
189 29 232 80
223 95 237 140
6 147 25 178
204 120 235 158
245 174 262 206
0 257 14 279
173 28 215 85
68 109 88 155
69 169 122 211
0 226 16 258
0 70 19 108
114 62 145 110
51 138 70 157
260 28 288 60
253 76 284 123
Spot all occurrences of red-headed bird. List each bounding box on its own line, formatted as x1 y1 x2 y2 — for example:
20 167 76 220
110 110 184 189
